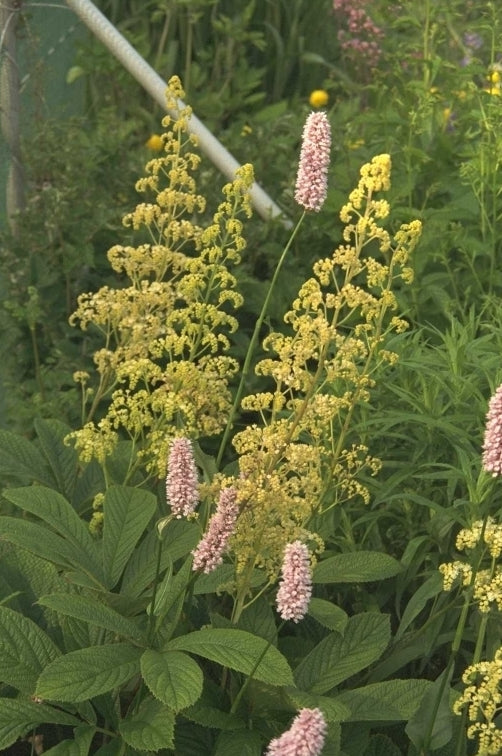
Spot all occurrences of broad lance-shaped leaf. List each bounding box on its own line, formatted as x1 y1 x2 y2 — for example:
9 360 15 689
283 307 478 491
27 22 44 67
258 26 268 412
3 486 103 582
167 628 294 686
36 644 142 702
38 594 144 642
0 698 79 751
313 551 402 584
336 679 432 721
103 486 157 589
0 606 61 694
34 418 78 501
119 697 175 751
40 725 96 756
141 650 203 711
294 613 391 694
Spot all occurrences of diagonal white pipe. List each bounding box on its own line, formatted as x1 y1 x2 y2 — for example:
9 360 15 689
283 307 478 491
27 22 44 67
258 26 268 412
65 0 291 227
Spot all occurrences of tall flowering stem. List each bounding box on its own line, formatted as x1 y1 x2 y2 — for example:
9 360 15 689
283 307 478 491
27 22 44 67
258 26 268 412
216 111 331 467
265 707 327 756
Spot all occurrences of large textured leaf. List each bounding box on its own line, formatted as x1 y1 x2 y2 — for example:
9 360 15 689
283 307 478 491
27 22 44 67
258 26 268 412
0 698 79 751
0 429 53 486
308 598 348 633
36 644 142 702
237 596 277 644
102 486 157 588
38 594 144 642
405 667 454 751
0 516 87 573
0 606 61 693
337 679 432 721
40 725 96 756
119 697 175 751
285 687 350 722
3 487 102 581
313 552 402 584
35 418 78 501
294 614 391 693
213 729 263 755
141 649 203 711
167 628 293 686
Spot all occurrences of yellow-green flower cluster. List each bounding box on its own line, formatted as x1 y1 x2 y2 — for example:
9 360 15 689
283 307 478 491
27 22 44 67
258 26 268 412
454 647 502 755
227 154 420 579
440 518 502 614
67 77 253 477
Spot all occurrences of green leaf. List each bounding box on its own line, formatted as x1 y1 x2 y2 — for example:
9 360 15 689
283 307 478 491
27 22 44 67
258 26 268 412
308 598 348 633
0 516 88 574
405 667 454 751
395 573 443 641
182 700 245 731
337 679 432 721
38 594 144 642
36 644 142 702
3 487 102 581
35 419 78 501
313 552 402 584
0 698 79 751
0 429 53 486
363 734 402 756
40 725 96 756
167 628 294 686
237 596 277 644
141 650 203 711
102 486 157 589
0 606 61 693
213 729 263 755
285 688 350 722
119 697 175 751
294 614 391 693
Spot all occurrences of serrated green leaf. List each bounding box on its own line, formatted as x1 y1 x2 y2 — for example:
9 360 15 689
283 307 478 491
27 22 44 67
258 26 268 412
35 419 78 501
103 486 157 589
308 598 348 633
38 594 144 642
285 687 350 722
3 487 103 581
213 729 263 755
167 628 293 686
337 679 432 721
313 552 402 584
395 573 443 641
36 644 142 702
0 516 87 574
237 596 277 644
405 667 454 751
141 650 202 712
0 698 79 751
119 697 175 751
0 606 61 693
41 725 96 756
182 700 245 731
0 429 53 486
294 614 391 693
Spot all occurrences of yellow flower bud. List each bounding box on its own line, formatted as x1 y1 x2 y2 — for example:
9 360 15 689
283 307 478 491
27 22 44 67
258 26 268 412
145 134 163 151
308 89 329 108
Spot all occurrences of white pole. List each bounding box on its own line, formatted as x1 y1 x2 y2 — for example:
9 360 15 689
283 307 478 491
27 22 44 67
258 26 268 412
64 0 291 227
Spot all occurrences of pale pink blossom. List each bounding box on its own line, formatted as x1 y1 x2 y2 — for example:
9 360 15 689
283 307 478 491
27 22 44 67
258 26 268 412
265 707 327 756
166 437 198 517
276 541 312 622
482 384 502 476
294 112 331 212
192 487 238 573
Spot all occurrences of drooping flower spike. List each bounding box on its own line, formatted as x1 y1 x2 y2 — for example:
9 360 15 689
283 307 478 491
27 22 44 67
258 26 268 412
294 111 331 213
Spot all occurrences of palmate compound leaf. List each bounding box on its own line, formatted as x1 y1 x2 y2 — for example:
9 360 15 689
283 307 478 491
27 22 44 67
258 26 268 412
140 650 203 712
0 605 61 694
35 644 142 702
167 628 294 686
118 697 175 751
0 698 79 751
294 614 391 694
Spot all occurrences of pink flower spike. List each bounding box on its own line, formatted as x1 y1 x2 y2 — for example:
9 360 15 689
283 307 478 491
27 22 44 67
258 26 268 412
294 111 331 212
166 437 199 518
276 541 312 623
192 487 239 573
265 707 327 756
482 384 502 476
